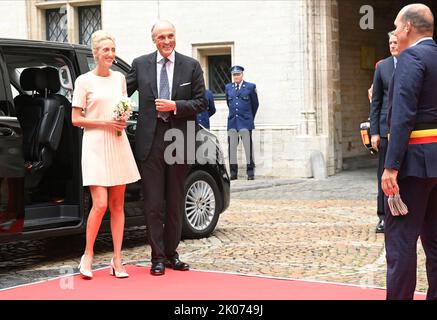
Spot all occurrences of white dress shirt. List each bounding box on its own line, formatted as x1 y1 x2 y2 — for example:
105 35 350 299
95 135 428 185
234 80 244 90
410 37 433 48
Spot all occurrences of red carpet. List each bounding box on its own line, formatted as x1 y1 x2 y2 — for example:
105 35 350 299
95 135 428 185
0 265 426 300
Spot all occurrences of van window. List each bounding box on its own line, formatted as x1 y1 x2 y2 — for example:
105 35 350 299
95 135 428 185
3 52 74 104
10 84 19 99
86 56 139 112
86 56 96 71
0 64 11 116
1 48 80 222
0 64 3 99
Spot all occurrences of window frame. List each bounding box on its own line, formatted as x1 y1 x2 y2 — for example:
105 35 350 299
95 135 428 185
0 52 7 101
45 7 69 43
78 5 102 45
191 42 234 101
30 1 102 43
207 54 232 100
0 54 11 116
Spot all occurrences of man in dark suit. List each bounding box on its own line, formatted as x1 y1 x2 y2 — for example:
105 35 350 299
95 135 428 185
382 3 437 300
225 66 259 180
197 89 216 129
126 20 207 276
370 32 399 233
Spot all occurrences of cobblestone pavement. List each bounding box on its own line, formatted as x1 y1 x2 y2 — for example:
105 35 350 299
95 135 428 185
0 168 428 293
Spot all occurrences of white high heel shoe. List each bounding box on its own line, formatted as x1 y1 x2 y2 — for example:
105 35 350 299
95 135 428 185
78 255 93 279
110 258 129 278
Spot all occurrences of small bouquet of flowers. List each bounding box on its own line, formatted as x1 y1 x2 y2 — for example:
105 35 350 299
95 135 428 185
113 97 134 136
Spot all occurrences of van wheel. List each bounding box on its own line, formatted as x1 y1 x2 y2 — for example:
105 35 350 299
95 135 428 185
182 170 221 239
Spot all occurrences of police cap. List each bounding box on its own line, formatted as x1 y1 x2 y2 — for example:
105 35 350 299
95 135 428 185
230 65 244 74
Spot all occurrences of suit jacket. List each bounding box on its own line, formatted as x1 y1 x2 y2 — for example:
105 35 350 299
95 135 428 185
197 89 216 129
225 81 259 130
126 51 207 162
385 39 437 178
370 56 395 138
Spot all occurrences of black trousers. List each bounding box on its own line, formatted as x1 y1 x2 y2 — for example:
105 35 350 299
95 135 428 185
385 176 437 300
138 120 188 264
228 129 255 177
377 137 388 220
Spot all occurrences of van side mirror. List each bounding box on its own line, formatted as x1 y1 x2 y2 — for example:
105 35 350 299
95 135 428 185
59 66 73 91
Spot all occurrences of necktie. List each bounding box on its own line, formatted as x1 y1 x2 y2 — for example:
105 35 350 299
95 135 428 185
235 83 239 93
158 57 170 121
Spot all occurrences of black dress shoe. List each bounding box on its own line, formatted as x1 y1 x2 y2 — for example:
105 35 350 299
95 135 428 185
375 219 385 233
247 176 254 180
230 175 238 181
150 262 165 276
165 258 190 271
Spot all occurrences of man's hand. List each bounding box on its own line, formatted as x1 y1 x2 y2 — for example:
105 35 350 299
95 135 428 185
381 168 399 196
155 99 176 112
371 134 380 152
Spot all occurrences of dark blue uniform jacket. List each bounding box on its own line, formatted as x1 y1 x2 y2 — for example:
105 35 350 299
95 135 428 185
225 81 259 130
386 39 437 178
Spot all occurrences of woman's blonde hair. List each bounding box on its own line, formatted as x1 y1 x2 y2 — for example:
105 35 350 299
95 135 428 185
91 30 115 52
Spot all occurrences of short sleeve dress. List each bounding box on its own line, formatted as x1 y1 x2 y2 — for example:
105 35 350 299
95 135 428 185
72 70 141 187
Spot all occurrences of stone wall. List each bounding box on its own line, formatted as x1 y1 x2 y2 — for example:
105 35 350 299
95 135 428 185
338 0 395 160
104 0 327 178
0 0 28 39
104 1 306 131
1 0 404 178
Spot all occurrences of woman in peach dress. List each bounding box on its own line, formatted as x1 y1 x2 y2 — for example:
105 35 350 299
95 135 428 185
72 30 140 279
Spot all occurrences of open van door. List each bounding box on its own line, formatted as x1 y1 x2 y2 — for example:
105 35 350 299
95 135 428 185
0 53 25 235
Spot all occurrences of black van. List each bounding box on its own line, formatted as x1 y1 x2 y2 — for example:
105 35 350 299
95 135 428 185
0 38 230 243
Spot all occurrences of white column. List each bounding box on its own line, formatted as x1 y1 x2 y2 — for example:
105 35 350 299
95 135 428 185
300 0 341 175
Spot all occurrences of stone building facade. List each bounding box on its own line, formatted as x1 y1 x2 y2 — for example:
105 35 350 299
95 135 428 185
2 0 428 178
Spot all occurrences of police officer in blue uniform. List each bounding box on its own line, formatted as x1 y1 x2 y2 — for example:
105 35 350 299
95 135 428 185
225 65 259 180
197 89 216 129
